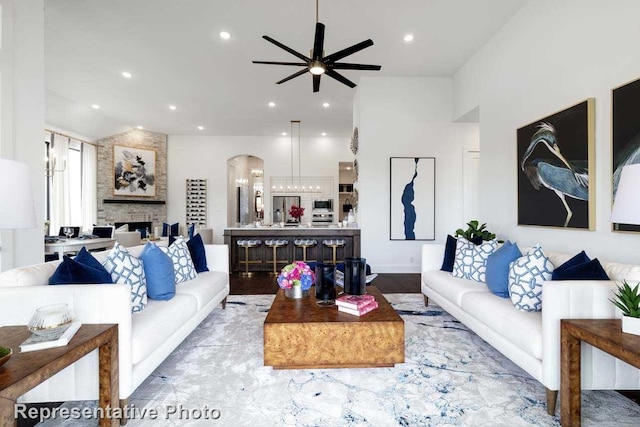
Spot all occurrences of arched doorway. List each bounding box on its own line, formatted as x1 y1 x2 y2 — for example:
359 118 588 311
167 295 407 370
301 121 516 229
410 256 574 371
227 155 264 226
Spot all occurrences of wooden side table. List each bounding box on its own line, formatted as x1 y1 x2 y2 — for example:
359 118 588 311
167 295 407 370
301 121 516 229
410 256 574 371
561 319 640 427
0 324 119 427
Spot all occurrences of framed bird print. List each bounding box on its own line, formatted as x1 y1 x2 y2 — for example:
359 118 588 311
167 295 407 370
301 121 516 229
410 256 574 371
516 99 595 229
612 77 640 232
113 145 156 196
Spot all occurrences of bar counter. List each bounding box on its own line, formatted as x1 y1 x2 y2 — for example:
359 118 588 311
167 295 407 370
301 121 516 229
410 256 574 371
223 226 361 273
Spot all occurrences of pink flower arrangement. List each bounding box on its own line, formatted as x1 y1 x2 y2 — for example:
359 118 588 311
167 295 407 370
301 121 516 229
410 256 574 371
277 261 315 291
289 205 305 221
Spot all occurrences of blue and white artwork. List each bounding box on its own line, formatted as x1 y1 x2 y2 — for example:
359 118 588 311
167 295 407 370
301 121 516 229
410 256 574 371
390 157 435 240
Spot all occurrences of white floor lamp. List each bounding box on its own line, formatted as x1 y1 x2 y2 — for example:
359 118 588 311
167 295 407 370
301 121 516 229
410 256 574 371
611 163 640 226
0 159 37 270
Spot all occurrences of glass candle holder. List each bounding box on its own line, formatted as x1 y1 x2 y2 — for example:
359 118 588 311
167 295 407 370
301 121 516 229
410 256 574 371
315 263 336 307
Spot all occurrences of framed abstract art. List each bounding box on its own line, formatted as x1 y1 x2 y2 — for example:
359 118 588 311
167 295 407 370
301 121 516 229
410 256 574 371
516 99 595 229
113 145 156 196
389 157 435 240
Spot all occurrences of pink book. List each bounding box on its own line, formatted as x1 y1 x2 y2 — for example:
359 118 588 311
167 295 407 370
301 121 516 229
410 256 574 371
335 294 375 309
338 300 379 316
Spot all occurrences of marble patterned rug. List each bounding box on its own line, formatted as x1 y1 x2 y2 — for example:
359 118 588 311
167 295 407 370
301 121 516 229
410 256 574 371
39 294 640 426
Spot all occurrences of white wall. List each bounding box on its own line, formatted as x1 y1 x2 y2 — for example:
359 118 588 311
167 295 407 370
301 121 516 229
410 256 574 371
0 0 45 270
355 77 479 272
167 135 352 243
453 0 640 264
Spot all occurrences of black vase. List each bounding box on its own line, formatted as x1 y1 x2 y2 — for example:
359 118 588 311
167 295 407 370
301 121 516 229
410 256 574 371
315 263 336 306
344 257 367 295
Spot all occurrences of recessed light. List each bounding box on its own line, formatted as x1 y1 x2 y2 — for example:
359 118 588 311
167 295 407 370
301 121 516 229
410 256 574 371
197 126 204 130
169 105 177 110
268 102 276 108
322 102 330 108
91 104 100 110
404 34 414 42
281 132 287 136
220 31 231 40
121 71 133 79
136 126 143 130
321 132 327 136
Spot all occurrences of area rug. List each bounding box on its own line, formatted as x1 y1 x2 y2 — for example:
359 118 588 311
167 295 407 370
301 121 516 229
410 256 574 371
39 294 640 426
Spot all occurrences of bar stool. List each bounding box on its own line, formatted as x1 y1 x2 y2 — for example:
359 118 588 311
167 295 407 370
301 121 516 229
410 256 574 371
322 239 345 265
236 239 262 276
265 239 289 274
294 239 317 262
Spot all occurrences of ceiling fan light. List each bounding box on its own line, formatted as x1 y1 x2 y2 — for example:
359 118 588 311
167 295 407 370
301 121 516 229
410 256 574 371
309 61 326 75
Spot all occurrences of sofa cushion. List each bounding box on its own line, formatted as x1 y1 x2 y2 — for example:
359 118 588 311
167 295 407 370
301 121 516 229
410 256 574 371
49 254 113 285
160 237 198 283
422 270 491 307
440 235 457 272
0 261 60 287
187 233 209 273
102 243 147 312
485 241 522 298
175 271 228 310
508 246 554 312
452 237 498 283
139 242 176 300
130 294 197 365
461 291 542 360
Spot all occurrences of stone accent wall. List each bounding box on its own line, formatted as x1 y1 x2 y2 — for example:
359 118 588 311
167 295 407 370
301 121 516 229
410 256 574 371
96 129 167 230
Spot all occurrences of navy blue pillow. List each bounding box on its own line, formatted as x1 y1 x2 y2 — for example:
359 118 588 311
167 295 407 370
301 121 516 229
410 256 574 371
139 242 175 300
169 234 177 246
162 222 179 237
552 251 591 280
441 235 457 272
552 259 610 281
188 224 195 239
49 254 113 285
75 247 109 273
186 233 209 273
485 241 522 298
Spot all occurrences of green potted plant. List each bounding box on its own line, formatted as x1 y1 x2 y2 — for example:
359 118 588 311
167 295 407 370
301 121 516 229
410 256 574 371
610 280 640 335
455 220 496 242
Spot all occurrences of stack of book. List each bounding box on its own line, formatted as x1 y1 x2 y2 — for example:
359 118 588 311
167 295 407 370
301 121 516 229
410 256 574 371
20 321 82 353
335 294 378 316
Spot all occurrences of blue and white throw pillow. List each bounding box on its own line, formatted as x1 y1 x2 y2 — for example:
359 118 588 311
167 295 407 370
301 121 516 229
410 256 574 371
102 242 147 312
508 245 555 312
452 237 499 283
160 237 198 283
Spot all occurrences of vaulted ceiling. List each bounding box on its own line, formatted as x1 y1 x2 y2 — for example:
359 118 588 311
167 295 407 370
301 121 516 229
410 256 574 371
44 0 527 139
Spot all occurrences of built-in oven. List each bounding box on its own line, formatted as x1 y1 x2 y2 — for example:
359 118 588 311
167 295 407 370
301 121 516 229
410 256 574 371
313 199 333 212
312 212 334 225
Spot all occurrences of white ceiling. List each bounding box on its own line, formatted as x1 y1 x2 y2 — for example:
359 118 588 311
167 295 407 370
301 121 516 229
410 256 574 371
44 0 527 140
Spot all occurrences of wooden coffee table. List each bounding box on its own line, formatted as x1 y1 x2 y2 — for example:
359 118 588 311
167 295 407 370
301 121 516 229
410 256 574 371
264 286 404 369
0 324 118 426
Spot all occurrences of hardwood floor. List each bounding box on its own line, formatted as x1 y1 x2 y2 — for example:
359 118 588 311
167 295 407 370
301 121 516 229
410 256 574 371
230 272 422 295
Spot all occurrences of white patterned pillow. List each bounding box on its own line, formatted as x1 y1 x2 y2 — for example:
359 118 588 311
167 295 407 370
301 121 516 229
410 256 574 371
452 237 499 282
508 245 555 312
102 242 147 312
160 237 198 283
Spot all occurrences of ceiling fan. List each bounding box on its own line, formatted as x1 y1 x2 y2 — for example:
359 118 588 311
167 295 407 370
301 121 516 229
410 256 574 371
252 0 381 92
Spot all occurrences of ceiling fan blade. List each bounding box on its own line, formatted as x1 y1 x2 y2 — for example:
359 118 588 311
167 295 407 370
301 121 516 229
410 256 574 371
276 68 308 85
262 35 310 62
253 60 308 66
313 74 321 93
325 69 356 88
330 63 382 71
323 39 374 63
313 23 325 60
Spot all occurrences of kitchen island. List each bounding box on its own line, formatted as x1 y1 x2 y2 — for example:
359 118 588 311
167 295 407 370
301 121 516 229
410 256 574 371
223 226 360 274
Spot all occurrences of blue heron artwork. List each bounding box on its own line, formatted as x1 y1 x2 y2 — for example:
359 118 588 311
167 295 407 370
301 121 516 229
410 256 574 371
390 157 435 240
613 76 640 232
517 99 595 229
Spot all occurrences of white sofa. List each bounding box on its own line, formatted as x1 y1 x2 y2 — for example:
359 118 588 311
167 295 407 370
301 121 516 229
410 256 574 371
421 243 640 415
0 243 229 410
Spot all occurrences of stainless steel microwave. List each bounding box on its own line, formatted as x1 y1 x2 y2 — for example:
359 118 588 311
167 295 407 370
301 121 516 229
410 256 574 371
313 199 333 211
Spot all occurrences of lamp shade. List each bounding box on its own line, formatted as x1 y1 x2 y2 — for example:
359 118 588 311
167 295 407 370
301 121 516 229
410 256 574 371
0 159 37 229
611 163 640 225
